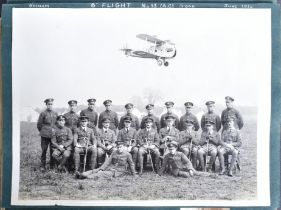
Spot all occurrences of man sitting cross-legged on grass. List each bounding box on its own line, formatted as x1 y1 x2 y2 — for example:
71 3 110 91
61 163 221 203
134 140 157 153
158 140 195 178
78 141 136 179
51 115 73 173
218 116 242 176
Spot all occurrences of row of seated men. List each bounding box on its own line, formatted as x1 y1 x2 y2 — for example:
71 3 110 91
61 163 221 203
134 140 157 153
47 112 242 178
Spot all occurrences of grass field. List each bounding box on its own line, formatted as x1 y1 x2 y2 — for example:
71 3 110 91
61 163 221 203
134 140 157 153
19 120 257 200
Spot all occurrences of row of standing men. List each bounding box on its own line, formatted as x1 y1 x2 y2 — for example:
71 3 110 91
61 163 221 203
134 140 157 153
37 96 244 177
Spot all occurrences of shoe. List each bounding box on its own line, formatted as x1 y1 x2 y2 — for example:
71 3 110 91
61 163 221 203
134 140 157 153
74 171 80 178
189 170 194 177
40 166 46 173
219 168 226 175
228 170 233 177
79 173 88 179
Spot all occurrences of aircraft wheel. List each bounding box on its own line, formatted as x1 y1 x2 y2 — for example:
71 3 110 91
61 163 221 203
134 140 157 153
164 61 169 66
157 59 163 66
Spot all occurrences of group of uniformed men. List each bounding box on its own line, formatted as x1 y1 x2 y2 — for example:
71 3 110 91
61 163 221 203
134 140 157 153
37 96 243 179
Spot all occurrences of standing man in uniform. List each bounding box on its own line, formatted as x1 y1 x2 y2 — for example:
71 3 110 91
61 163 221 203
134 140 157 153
118 103 140 131
140 104 160 132
137 117 160 175
64 100 79 134
80 98 99 129
179 102 199 132
117 116 138 167
51 115 73 172
218 116 242 176
78 141 136 179
201 101 221 132
37 98 58 172
179 119 200 168
158 141 195 178
197 119 221 172
160 101 180 129
159 115 180 156
73 116 98 175
97 117 117 165
221 96 244 131
98 100 119 134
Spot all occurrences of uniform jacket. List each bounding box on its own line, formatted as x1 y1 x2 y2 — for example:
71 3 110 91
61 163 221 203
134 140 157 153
118 113 140 130
117 127 138 146
80 108 98 128
221 127 242 148
159 127 180 149
221 108 244 130
51 126 73 150
137 128 160 147
158 151 192 175
37 109 58 138
98 110 119 130
73 127 97 147
179 130 200 147
140 114 160 131
199 130 221 146
100 150 136 174
201 112 221 132
96 128 116 149
64 111 79 133
160 113 180 129
179 113 199 131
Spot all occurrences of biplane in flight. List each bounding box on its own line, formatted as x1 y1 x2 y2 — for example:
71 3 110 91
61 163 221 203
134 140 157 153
120 34 176 67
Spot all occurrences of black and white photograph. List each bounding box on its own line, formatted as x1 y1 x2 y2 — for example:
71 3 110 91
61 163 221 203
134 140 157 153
11 7 271 206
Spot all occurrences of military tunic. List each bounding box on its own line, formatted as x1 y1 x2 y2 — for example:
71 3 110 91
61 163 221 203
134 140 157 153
221 108 244 131
97 128 116 150
179 113 199 131
98 110 119 131
179 130 200 151
84 150 136 178
201 112 221 132
220 127 242 151
64 111 79 133
118 113 140 130
199 130 221 149
51 126 73 160
80 108 98 129
159 127 180 153
140 114 160 131
160 113 180 129
117 127 138 146
158 151 194 177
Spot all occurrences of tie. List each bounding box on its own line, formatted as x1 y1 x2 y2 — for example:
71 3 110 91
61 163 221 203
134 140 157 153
126 128 129 133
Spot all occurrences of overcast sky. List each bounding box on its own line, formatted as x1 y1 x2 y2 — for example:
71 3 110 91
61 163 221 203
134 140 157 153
12 8 271 109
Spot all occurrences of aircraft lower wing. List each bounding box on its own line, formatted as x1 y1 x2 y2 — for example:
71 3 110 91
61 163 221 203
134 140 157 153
131 50 158 59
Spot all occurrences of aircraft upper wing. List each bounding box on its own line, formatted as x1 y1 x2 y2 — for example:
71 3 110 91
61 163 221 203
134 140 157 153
136 34 166 45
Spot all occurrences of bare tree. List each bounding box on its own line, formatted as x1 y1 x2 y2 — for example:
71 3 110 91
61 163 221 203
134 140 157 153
143 88 163 105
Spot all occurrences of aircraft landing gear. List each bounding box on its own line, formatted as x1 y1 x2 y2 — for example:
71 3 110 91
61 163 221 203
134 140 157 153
164 61 169 66
157 59 164 66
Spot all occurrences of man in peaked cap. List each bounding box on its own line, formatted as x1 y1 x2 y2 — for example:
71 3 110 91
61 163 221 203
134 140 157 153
118 103 140 131
96 117 117 166
221 96 244 131
51 115 73 172
98 100 119 133
37 98 58 172
201 101 221 132
78 141 136 179
159 115 180 156
158 140 195 178
80 99 99 129
73 116 98 175
160 101 180 129
64 100 79 134
140 104 160 132
179 119 200 168
198 119 221 172
117 116 138 168
137 117 161 175
179 102 199 132
218 116 242 176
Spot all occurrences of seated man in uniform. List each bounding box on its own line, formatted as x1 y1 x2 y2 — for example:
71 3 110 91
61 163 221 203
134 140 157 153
78 141 136 179
218 116 242 176
159 115 180 156
179 119 200 169
158 140 195 178
97 117 116 165
117 116 138 167
137 117 160 175
198 119 221 172
51 115 73 172
73 116 98 175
